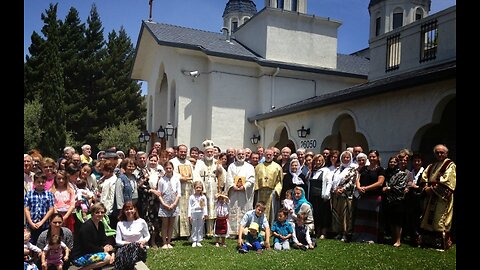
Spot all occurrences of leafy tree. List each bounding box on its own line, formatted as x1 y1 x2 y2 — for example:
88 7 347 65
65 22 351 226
97 121 143 152
24 99 43 152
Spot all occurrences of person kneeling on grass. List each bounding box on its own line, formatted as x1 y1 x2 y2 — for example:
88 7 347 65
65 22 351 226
292 213 314 250
238 222 264 254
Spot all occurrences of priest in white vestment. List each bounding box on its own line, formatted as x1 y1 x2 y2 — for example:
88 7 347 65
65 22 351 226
225 148 256 238
194 140 226 237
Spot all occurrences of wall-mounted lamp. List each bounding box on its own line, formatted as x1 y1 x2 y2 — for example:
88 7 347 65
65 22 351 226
138 130 151 143
250 134 261 145
297 126 310 138
157 122 176 140
181 70 200 78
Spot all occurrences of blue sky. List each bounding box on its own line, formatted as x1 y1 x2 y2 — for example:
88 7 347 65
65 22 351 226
24 0 456 93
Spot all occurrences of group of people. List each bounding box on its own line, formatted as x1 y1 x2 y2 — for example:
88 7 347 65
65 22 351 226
24 141 456 268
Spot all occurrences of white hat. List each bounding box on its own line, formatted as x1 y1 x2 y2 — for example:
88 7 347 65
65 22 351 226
202 139 215 150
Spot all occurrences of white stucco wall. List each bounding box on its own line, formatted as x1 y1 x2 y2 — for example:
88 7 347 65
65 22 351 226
235 8 340 69
259 79 455 167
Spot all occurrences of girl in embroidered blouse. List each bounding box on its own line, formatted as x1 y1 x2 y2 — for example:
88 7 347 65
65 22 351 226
213 193 230 247
188 181 208 247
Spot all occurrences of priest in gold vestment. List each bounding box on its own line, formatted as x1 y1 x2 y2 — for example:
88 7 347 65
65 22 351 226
254 148 283 226
419 144 456 250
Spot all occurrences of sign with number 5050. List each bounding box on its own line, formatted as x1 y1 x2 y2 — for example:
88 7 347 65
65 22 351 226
300 139 317 149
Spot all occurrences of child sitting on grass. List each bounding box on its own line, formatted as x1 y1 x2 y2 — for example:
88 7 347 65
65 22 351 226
271 208 293 250
291 213 314 250
238 222 264 254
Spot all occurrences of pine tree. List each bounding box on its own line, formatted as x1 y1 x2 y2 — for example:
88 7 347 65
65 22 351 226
77 3 106 148
24 31 46 102
37 3 66 158
24 3 146 154
100 27 145 128
59 7 86 134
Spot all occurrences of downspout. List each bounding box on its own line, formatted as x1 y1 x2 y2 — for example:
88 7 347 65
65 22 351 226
270 67 280 111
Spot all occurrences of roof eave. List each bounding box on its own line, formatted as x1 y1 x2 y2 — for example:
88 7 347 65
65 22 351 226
248 61 456 122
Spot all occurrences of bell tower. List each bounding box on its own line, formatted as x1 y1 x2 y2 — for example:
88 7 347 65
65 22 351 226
222 0 257 35
264 0 307 14
368 0 431 40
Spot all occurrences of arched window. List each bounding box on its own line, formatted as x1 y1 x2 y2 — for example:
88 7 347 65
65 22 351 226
392 8 403 29
277 0 284 9
415 8 424 21
291 0 298 11
231 20 238 32
375 16 381 36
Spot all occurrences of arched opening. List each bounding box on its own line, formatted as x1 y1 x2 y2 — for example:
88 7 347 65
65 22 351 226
271 125 295 152
413 96 456 243
415 7 424 21
392 7 404 30
291 0 298 11
231 18 239 32
322 114 368 152
416 96 456 166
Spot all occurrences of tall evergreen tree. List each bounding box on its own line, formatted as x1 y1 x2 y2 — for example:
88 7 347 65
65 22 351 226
99 27 145 128
77 3 106 148
37 4 66 158
59 7 86 133
24 31 46 102
24 3 146 155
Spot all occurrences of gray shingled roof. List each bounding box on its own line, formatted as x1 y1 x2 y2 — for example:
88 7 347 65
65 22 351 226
144 21 260 60
142 21 368 76
337 54 369 76
248 60 455 122
223 0 257 17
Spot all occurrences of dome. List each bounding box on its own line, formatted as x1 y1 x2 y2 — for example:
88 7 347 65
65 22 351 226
223 0 257 17
368 0 386 8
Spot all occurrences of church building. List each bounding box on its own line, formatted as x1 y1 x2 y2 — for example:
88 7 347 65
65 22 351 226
131 0 456 165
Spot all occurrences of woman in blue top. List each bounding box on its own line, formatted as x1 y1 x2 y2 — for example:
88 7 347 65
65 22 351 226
292 186 314 235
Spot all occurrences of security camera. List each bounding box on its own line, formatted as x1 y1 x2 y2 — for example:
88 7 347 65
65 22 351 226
189 70 200 77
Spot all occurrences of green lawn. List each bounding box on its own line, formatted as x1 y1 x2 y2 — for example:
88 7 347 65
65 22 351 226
145 238 456 270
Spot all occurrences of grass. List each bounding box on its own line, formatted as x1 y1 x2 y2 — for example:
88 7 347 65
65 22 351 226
145 238 456 270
